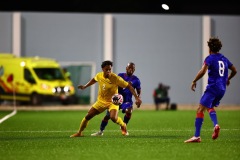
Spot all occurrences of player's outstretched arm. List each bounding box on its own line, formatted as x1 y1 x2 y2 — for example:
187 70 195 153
78 78 97 90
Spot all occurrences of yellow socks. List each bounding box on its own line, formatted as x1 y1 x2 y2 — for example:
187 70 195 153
116 117 125 126
79 117 89 133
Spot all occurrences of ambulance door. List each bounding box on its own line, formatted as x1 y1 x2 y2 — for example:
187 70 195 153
22 68 37 94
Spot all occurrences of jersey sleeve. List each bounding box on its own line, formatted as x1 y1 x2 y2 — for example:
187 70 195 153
94 72 100 81
226 58 233 69
136 78 141 90
132 76 141 90
116 75 128 88
204 56 211 66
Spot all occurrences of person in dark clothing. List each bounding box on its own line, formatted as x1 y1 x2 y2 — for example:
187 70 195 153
153 83 170 110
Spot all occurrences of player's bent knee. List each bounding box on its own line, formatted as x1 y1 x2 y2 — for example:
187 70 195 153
125 108 133 114
110 116 118 122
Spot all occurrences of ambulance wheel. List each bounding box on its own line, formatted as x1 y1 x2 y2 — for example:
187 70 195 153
30 93 42 105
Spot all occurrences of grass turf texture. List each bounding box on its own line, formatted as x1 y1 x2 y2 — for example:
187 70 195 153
0 110 239 160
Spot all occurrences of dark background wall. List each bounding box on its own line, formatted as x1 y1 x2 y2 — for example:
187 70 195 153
1 1 240 15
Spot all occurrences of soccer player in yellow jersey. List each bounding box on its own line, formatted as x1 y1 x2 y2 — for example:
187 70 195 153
70 60 142 137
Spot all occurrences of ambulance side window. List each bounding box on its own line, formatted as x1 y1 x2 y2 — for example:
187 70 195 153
24 68 36 84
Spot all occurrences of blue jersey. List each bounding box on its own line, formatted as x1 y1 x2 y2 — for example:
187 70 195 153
204 53 233 91
200 53 233 108
118 73 141 104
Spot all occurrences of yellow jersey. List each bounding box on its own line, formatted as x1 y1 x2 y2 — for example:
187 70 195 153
94 72 128 103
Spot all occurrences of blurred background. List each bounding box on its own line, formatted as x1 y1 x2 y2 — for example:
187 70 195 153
0 1 239 106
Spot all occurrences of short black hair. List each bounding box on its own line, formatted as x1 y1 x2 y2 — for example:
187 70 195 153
207 37 222 53
101 60 113 68
128 62 135 66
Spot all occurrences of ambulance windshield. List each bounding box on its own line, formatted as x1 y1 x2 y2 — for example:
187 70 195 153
33 68 65 80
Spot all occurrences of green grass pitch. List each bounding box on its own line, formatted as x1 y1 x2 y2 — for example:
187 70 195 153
0 109 240 160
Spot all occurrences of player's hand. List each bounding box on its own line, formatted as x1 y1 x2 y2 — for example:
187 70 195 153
135 98 142 108
191 81 196 91
136 104 141 108
227 79 230 86
78 85 85 90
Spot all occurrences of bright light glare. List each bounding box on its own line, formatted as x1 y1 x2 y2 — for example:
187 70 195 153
20 61 26 67
162 4 169 10
64 86 69 92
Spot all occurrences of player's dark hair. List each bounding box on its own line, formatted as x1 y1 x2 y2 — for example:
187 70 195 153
101 60 113 68
128 62 135 66
207 37 222 53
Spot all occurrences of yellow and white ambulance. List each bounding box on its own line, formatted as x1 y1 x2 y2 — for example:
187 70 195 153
0 53 75 105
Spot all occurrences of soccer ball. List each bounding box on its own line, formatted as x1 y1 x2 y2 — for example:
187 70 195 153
111 94 123 105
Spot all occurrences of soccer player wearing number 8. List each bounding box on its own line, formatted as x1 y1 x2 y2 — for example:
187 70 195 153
184 37 237 143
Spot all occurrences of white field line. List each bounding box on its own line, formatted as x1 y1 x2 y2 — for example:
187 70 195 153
0 128 239 133
0 109 17 124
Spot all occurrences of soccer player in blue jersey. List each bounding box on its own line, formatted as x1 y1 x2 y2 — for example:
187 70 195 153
184 37 237 143
70 61 142 137
91 62 141 136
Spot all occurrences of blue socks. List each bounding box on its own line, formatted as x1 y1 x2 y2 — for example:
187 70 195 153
208 108 218 127
194 112 204 137
124 113 131 124
100 113 132 131
100 119 108 131
194 108 218 137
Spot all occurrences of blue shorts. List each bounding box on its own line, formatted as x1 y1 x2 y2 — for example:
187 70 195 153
120 102 133 113
200 87 225 108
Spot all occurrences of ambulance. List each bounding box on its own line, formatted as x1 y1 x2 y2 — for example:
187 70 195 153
0 53 75 105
